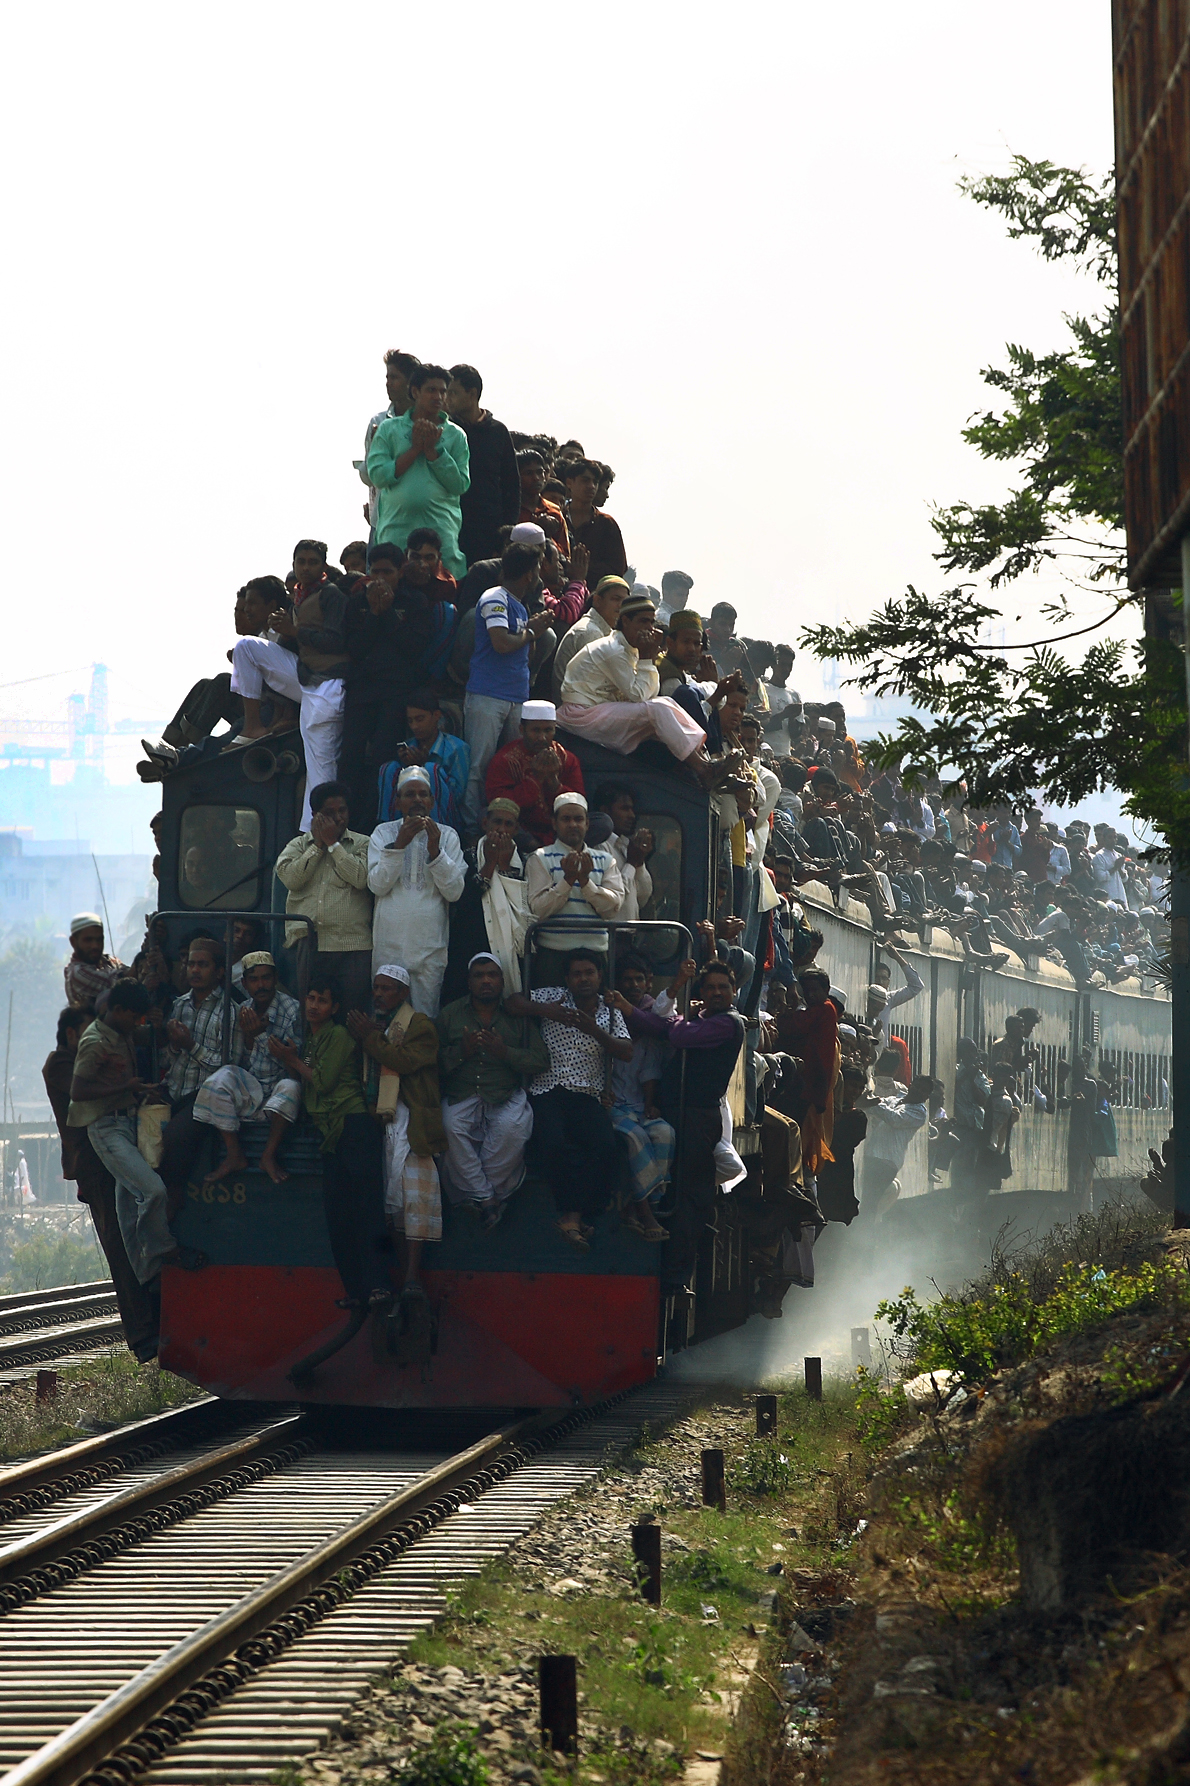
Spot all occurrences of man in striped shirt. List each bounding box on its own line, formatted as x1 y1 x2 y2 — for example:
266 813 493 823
158 937 234 1211
64 913 124 1014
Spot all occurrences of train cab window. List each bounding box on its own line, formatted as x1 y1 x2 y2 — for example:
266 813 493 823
178 806 262 910
636 814 682 922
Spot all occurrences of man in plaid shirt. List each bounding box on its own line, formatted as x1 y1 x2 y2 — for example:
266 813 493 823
158 937 235 1210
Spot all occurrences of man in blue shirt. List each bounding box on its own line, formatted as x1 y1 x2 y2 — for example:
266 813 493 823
366 364 471 576
462 541 553 831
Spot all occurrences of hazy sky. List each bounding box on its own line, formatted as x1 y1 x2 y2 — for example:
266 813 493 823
0 2 1118 790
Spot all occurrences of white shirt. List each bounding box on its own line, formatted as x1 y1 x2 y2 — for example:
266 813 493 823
560 632 659 709
1046 845 1071 884
609 833 654 922
864 1096 928 1167
552 607 613 697
367 821 467 967
1093 847 1127 905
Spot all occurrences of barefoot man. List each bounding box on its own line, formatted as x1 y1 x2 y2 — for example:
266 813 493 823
191 951 303 1184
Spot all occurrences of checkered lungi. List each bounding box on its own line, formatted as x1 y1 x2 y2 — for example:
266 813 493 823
193 1066 303 1132
382 1102 442 1242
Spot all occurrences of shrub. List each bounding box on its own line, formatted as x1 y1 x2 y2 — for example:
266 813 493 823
396 1728 488 1786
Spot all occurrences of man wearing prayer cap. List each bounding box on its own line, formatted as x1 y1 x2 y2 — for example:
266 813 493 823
509 521 547 548
435 953 550 1227
65 913 124 1013
552 573 630 699
192 948 303 1186
484 697 586 848
558 593 722 784
368 762 466 1018
346 965 445 1319
524 790 625 975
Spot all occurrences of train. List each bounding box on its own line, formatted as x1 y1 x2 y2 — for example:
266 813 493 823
150 724 1174 1409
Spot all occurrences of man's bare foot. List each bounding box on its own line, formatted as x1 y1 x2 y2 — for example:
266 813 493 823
204 1138 248 1185
260 1151 289 1184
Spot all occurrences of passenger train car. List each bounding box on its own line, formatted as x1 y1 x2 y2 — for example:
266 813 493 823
151 728 1173 1409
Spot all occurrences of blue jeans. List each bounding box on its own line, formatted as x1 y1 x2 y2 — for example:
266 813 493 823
88 1112 177 1285
463 693 522 829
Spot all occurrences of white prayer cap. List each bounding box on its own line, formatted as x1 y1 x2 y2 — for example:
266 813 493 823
375 964 411 987
510 522 547 547
521 700 557 722
867 984 889 1006
554 791 588 813
70 911 103 937
240 950 276 971
397 765 432 788
468 952 503 971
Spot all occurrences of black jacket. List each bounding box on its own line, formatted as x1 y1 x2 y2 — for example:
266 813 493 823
346 581 434 701
457 412 520 566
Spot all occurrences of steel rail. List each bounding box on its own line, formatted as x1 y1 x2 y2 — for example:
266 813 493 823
0 1296 117 1339
0 1315 128 1374
2 1418 538 1786
0 1415 309 1597
0 1398 229 1524
0 1282 113 1316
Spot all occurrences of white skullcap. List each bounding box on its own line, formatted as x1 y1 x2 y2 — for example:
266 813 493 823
521 700 557 722
867 984 889 1006
510 522 547 546
397 765 432 788
70 911 103 937
468 952 503 971
554 791 588 813
375 964 411 987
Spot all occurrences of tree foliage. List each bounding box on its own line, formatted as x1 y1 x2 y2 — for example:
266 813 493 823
931 157 1123 591
801 156 1189 848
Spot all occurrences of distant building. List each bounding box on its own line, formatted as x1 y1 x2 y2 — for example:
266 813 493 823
0 832 152 955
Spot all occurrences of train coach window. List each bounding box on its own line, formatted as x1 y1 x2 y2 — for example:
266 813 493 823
636 814 682 922
178 806 262 910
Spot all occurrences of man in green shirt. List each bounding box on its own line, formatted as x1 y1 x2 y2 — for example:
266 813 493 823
366 363 471 577
266 972 392 1313
436 953 549 1229
68 980 204 1286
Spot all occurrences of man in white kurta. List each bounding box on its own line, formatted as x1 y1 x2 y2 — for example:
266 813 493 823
368 765 466 1018
557 593 709 763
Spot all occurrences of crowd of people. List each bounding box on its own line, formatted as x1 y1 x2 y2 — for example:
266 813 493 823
36 348 1172 1363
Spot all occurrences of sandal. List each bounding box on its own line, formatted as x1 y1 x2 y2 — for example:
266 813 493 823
623 1212 669 1242
554 1220 589 1252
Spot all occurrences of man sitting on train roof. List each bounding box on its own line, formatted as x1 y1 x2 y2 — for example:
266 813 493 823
615 953 746 1293
366 363 471 578
552 573 627 699
525 792 624 979
442 799 530 1003
346 965 444 1321
507 950 633 1251
436 953 550 1230
64 912 124 1014
654 610 726 751
483 700 585 849
557 592 725 786
229 539 352 831
275 781 375 1018
189 951 303 1188
368 764 466 1019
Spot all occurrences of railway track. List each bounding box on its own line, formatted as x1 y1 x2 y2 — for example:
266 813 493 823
0 1378 698 1786
0 1282 123 1375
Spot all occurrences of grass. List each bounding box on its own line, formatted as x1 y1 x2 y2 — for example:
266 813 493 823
0 1350 204 1463
0 1218 106 1293
383 1387 867 1784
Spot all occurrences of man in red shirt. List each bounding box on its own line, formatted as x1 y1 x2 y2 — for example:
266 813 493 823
484 700 585 846
517 451 570 553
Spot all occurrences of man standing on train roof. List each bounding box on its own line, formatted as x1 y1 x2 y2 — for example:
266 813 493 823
484 700 585 848
619 954 746 1292
229 539 352 832
560 457 628 592
516 449 570 553
189 951 303 1187
347 966 444 1325
444 364 520 567
340 543 436 836
557 592 725 787
64 913 123 1013
436 953 550 1229
275 781 375 1018
368 765 466 1019
358 348 420 529
462 540 554 832
366 363 471 578
525 792 625 973
655 569 694 629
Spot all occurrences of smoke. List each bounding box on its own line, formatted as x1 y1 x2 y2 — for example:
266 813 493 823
668 1191 1091 1387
